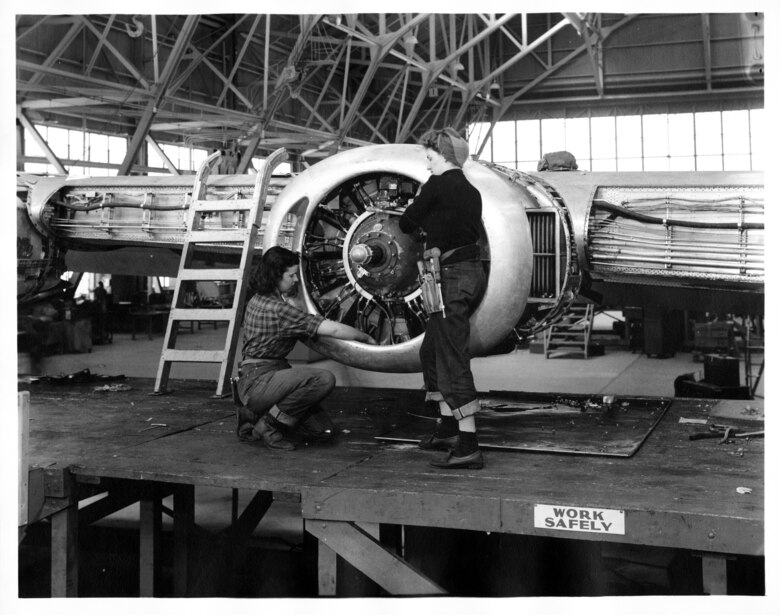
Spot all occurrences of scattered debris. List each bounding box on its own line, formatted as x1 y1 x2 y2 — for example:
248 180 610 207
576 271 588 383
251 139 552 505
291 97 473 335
679 417 709 425
140 423 167 432
736 487 753 495
94 383 132 392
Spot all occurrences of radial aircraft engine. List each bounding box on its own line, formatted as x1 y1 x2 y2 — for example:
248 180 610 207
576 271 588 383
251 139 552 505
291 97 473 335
23 144 764 373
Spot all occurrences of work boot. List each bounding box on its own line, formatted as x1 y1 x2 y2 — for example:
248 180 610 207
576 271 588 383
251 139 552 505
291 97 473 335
418 416 459 451
253 414 296 451
236 406 260 442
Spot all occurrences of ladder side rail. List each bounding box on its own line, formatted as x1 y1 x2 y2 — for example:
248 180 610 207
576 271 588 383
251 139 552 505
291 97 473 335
215 148 288 396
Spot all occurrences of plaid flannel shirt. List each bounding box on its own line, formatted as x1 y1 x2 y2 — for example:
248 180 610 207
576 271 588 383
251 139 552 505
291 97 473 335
241 292 324 360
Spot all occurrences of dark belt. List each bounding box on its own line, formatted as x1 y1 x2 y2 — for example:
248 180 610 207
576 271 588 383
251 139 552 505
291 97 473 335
440 244 480 265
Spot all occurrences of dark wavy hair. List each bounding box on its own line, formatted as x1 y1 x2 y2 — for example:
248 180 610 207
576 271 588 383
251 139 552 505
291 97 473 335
251 246 300 295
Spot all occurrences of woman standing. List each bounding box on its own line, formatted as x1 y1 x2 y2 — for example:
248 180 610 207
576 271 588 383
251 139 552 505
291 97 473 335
399 128 487 469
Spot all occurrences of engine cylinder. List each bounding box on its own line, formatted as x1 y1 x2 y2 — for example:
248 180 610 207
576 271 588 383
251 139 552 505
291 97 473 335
263 144 535 372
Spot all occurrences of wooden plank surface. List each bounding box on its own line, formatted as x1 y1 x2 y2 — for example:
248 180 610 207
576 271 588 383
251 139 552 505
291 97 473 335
26 380 421 493
302 398 764 555
26 379 763 557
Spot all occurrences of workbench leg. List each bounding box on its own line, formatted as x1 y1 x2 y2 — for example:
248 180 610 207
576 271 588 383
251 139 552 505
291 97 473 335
173 484 195 597
317 537 338 596
50 504 78 597
139 496 162 597
306 519 446 596
702 554 728 595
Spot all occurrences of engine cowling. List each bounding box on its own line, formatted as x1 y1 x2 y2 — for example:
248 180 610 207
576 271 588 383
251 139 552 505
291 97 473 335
262 144 535 372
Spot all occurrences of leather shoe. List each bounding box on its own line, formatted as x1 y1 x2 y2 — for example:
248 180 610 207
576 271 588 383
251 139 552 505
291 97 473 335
296 410 336 443
429 450 484 469
253 415 296 451
418 433 459 451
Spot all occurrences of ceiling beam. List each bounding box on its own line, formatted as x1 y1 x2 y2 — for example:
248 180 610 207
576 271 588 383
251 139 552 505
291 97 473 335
25 20 83 89
118 15 200 175
79 16 151 91
701 14 713 91
145 134 181 175
16 107 68 174
238 14 322 173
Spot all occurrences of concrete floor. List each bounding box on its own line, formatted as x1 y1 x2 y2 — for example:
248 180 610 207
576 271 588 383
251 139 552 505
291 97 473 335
25 323 754 398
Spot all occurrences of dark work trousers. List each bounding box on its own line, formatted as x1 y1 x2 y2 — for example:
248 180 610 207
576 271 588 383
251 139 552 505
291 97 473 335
420 260 486 419
238 361 336 425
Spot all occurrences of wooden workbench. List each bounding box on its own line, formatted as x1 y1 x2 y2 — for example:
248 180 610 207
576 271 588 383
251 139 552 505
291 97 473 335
21 377 763 597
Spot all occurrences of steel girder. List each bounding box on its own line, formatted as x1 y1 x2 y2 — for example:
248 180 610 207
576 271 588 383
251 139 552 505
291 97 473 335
16 13 763 175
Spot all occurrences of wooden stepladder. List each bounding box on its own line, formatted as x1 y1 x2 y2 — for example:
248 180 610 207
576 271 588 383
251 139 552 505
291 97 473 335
154 147 288 396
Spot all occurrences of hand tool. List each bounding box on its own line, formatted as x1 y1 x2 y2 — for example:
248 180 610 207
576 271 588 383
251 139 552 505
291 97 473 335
689 424 764 443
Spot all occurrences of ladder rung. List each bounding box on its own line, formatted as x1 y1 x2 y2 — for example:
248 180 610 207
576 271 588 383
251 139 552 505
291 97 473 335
171 308 234 321
161 349 226 363
192 198 254 212
178 268 242 282
186 230 250 244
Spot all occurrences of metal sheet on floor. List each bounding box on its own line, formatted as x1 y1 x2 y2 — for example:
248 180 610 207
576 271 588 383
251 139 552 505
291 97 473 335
375 391 672 457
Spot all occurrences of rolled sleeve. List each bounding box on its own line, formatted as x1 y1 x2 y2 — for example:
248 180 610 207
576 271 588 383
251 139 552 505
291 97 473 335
278 303 324 339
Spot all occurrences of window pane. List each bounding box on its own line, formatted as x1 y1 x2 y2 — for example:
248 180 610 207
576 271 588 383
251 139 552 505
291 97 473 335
160 144 180 168
668 113 694 156
517 160 538 172
749 108 763 160
491 121 516 164
147 145 166 169
89 133 109 163
541 118 566 153
616 116 642 159
697 154 723 171
191 148 208 171
590 116 616 160
695 112 722 155
724 154 751 171
70 129 85 160
108 136 127 164
617 157 643 172
565 118 590 163
24 128 46 157
591 158 616 172
47 126 70 159
722 110 750 155
468 122 492 160
669 156 695 171
644 156 669 171
516 120 540 162
642 114 668 157
25 162 52 175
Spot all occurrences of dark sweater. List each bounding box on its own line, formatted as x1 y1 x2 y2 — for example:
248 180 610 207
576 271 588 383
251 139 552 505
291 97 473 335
399 168 482 253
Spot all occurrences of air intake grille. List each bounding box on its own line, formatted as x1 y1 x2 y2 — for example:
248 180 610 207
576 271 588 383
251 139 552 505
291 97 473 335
527 209 566 301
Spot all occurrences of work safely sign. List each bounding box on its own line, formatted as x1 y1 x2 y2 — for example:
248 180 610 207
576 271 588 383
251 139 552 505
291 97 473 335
534 504 625 535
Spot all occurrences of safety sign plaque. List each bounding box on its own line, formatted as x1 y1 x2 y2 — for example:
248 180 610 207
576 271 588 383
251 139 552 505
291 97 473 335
534 504 625 535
